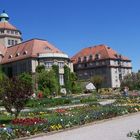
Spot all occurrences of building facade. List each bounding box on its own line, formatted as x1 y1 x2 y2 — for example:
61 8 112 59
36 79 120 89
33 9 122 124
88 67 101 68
71 45 132 88
0 11 73 86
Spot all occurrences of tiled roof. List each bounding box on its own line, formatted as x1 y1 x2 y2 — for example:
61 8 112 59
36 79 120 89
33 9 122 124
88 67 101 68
1 39 64 64
0 21 17 30
71 45 130 64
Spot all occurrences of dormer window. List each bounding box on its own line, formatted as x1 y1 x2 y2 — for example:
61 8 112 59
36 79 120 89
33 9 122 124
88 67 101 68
9 55 13 59
89 55 93 61
78 57 81 62
15 52 20 57
95 54 100 60
84 56 87 62
44 46 51 51
23 50 27 55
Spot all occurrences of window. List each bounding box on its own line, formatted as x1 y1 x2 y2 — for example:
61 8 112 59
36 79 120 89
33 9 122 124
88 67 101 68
9 55 13 59
95 54 100 60
44 46 51 51
23 50 27 55
7 30 10 34
11 30 14 34
11 40 14 45
78 64 82 68
44 62 53 68
78 57 81 62
15 40 18 44
15 52 20 57
95 62 99 66
15 31 18 35
58 62 64 68
89 55 92 61
8 40 11 45
59 74 64 85
84 56 87 62
0 30 4 34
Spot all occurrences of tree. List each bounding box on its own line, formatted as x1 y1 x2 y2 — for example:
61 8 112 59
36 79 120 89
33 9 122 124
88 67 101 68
37 70 59 96
90 75 104 93
70 72 82 94
52 64 60 94
0 67 6 99
64 65 71 93
0 73 33 118
121 72 140 90
35 65 45 73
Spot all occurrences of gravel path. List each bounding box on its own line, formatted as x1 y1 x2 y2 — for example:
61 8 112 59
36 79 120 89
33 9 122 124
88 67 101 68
29 112 140 140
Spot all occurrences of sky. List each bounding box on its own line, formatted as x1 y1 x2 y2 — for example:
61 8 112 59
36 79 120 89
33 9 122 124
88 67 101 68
1 0 140 71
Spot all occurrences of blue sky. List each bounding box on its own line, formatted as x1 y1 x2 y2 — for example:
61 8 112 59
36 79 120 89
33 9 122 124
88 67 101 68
1 0 140 71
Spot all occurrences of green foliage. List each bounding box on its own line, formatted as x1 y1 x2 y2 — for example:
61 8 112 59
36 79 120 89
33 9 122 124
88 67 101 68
0 73 33 118
90 75 104 93
19 73 33 88
80 96 97 103
71 81 82 94
121 72 140 90
0 67 6 98
64 68 82 94
35 65 45 73
127 130 140 140
52 64 60 93
64 65 71 93
37 70 59 96
26 97 71 108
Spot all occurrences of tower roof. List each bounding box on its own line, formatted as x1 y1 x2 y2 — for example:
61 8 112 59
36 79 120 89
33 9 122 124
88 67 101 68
0 11 19 31
0 10 9 22
0 22 17 30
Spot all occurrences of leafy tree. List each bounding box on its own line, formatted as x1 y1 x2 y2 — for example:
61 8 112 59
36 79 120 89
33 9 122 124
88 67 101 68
37 70 59 96
70 72 82 94
52 64 60 93
0 73 33 118
91 75 104 93
0 67 6 99
121 72 140 90
35 65 45 73
64 65 71 93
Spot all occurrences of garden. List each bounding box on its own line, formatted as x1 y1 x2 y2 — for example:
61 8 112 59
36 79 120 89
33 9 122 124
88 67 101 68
0 66 140 139
1 95 140 139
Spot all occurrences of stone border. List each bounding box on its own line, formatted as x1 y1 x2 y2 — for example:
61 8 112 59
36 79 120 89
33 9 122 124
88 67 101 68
17 111 140 140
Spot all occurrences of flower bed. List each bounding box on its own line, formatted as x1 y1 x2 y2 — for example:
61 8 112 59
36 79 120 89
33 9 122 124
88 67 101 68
1 98 140 139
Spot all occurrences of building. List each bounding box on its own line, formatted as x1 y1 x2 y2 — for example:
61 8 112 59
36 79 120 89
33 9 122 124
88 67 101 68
71 45 132 88
0 11 73 85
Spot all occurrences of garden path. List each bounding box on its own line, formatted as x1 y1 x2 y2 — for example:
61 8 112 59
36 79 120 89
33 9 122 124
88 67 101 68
0 99 116 112
28 112 140 140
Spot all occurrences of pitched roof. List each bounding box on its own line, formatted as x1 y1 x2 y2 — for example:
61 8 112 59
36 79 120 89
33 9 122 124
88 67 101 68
1 39 64 64
71 45 130 64
0 21 17 30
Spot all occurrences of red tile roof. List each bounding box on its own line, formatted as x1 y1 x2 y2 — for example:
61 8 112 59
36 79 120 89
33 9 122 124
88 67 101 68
0 21 17 30
71 45 130 64
1 39 64 64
